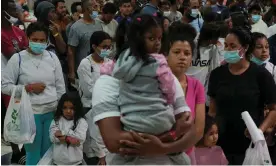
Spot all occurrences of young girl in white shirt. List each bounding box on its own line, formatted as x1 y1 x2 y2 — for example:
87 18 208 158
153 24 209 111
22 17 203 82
49 92 88 165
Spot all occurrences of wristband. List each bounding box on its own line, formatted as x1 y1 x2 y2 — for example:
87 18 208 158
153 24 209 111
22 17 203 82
53 33 59 37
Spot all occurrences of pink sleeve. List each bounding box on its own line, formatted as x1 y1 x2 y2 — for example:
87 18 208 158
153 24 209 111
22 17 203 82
195 79 206 104
151 54 175 104
220 149 229 165
100 60 115 76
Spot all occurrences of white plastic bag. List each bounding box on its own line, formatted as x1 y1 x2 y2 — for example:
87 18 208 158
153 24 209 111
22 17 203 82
243 140 272 165
4 88 36 144
37 146 53 165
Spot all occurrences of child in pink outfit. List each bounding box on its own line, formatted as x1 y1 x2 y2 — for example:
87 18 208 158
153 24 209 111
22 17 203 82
194 115 228 165
100 49 191 136
101 52 176 104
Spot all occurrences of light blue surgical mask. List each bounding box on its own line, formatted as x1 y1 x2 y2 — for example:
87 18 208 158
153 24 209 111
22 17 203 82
190 9 199 18
90 11 98 19
99 49 111 58
223 50 242 63
252 14 261 23
251 56 270 65
29 42 47 54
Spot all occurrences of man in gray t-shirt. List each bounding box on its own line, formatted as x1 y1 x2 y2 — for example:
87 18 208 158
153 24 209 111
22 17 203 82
67 0 102 83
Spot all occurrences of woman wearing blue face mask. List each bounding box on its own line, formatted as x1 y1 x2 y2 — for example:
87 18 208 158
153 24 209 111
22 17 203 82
77 31 111 165
1 22 66 165
207 26 276 165
251 32 276 82
78 31 112 113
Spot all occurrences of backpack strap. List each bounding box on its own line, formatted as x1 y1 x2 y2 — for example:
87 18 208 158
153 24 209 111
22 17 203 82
86 56 94 72
16 53 21 85
47 50 53 58
79 57 94 98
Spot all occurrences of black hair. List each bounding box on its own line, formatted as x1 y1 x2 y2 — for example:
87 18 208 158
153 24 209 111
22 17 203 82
34 0 51 17
159 0 171 8
217 21 229 38
102 3 117 14
196 23 220 59
114 17 132 60
81 0 90 8
161 22 195 56
71 2 82 14
55 92 84 131
169 0 177 6
26 22 49 39
229 26 253 60
115 14 161 62
90 31 112 54
248 4 262 14
231 12 250 28
169 21 197 41
197 115 217 146
119 0 131 7
251 32 268 51
52 0 65 8
202 10 218 23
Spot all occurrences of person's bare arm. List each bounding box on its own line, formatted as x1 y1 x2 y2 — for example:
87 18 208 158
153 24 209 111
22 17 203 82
208 97 216 117
194 103 205 142
68 45 76 82
260 104 276 133
49 21 66 54
97 117 134 153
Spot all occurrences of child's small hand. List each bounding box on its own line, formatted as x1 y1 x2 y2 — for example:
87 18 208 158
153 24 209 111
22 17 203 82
58 136 66 143
66 136 80 146
55 130 63 137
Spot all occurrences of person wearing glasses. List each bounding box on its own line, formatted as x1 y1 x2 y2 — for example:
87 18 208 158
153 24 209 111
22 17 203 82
77 31 112 165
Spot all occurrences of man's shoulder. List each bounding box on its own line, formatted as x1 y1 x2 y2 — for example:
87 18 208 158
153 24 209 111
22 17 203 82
70 19 85 28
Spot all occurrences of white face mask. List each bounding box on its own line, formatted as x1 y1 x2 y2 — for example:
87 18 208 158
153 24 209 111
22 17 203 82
4 11 19 24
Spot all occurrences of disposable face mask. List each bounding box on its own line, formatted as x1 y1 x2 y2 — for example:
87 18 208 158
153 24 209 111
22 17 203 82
99 49 111 58
90 11 98 19
251 56 270 65
29 42 47 54
4 11 19 24
223 50 243 64
190 9 199 18
163 11 171 16
252 14 261 23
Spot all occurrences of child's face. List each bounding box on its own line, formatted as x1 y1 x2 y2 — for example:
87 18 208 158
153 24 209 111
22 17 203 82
63 101 74 120
144 27 163 54
204 124 219 147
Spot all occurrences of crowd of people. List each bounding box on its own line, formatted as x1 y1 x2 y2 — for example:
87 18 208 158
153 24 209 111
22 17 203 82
1 0 276 165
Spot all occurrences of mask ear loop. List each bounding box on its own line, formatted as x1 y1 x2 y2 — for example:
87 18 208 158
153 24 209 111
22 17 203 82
238 47 246 58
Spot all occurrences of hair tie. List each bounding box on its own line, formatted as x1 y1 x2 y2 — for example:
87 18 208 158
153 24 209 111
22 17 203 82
153 13 157 17
137 17 141 21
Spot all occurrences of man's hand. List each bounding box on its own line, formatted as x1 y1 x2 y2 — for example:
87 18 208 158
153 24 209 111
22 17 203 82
175 112 192 138
49 20 61 36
